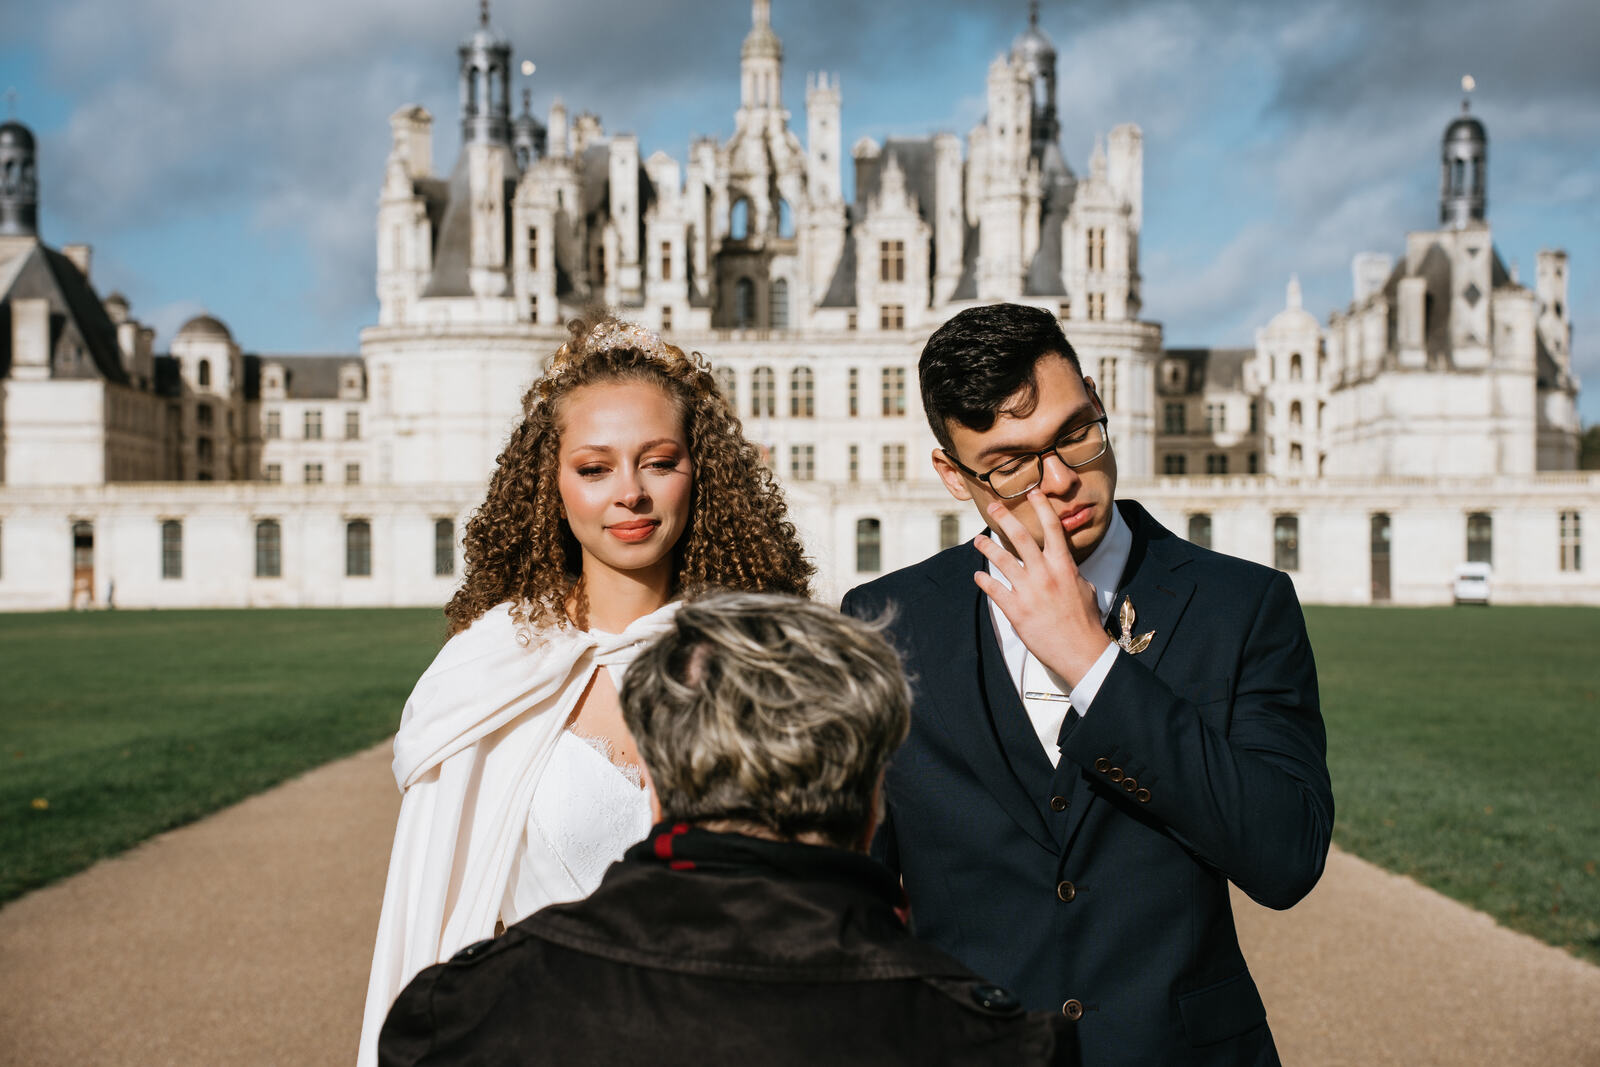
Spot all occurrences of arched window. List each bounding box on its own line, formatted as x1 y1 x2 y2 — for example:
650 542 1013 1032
730 198 750 240
1274 514 1300 571
750 366 775 418
160 520 183 579
198 359 211 388
346 519 372 577
1466 512 1493 565
1289 353 1303 380
1187 513 1212 550
434 518 455 577
777 199 794 238
789 366 814 417
714 366 737 404
939 513 962 551
735 278 756 328
1290 400 1303 426
255 520 281 578
856 518 882 573
770 278 789 330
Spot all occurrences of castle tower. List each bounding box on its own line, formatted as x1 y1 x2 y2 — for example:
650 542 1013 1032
1440 80 1486 229
512 88 547 171
1010 1 1059 159
459 1 512 147
741 0 783 116
805 72 842 204
0 119 39 237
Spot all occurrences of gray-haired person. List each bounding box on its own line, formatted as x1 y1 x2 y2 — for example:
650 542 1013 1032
379 592 1080 1066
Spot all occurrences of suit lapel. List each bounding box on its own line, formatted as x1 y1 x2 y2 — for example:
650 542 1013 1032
909 546 1055 852
1052 501 1198 855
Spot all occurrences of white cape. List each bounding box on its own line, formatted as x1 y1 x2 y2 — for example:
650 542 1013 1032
356 600 681 1067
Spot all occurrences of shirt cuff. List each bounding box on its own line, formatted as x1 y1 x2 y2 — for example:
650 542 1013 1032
1065 642 1120 719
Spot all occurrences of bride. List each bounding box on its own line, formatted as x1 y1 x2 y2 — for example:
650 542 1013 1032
359 319 812 1063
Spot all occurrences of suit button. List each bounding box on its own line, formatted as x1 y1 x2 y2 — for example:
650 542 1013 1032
1094 757 1111 773
1061 998 1084 1021
1056 880 1076 902
969 983 1021 1014
1107 767 1124 783
1122 777 1138 793
1135 787 1152 803
1049 794 1069 812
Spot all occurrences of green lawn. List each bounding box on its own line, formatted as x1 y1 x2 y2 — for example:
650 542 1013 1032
3 605 1598 965
0 608 446 902
1305 605 1600 965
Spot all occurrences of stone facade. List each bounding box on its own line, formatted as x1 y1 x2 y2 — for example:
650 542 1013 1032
0 5 1594 612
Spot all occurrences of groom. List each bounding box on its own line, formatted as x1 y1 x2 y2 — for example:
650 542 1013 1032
841 303 1333 1065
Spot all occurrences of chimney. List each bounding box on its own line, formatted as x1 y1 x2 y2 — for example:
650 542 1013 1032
62 243 92 280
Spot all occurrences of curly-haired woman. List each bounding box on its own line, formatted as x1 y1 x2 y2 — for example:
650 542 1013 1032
359 319 812 1063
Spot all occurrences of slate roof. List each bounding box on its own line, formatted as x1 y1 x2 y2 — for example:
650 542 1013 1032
854 139 938 222
0 242 128 385
1158 347 1252 395
246 353 364 401
818 213 858 308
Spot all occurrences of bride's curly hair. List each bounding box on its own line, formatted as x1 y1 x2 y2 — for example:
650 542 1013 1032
445 317 814 635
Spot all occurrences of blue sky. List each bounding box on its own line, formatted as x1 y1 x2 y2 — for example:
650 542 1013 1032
6 0 1597 423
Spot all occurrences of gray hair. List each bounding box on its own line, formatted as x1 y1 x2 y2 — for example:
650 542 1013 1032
620 591 910 848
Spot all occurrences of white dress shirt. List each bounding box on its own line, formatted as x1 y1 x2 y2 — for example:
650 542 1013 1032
987 505 1132 765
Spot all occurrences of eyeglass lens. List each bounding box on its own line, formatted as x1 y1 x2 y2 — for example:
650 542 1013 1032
989 423 1107 498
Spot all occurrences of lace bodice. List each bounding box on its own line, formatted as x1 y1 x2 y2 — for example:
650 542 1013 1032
509 729 653 921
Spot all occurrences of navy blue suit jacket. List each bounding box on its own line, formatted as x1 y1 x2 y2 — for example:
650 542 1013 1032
841 500 1333 1066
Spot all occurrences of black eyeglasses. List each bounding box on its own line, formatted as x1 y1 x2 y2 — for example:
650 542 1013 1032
943 415 1111 499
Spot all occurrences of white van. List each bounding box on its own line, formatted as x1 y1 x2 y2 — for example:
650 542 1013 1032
1453 562 1492 605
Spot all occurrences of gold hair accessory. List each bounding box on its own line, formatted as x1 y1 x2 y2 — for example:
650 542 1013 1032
1108 597 1154 655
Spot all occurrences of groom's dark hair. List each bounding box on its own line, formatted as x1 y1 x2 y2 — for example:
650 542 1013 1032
919 303 1083 452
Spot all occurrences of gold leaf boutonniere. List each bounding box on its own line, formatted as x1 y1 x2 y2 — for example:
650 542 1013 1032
1109 597 1155 655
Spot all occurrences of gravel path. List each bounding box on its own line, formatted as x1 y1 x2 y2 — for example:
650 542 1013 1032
3 743 1597 1066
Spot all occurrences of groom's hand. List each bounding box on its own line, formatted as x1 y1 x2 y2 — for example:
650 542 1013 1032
972 489 1112 688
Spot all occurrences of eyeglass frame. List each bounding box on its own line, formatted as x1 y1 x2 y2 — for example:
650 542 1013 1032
940 396 1111 500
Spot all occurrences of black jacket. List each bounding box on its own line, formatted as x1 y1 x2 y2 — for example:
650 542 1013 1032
380 824 1079 1066
842 500 1332 1065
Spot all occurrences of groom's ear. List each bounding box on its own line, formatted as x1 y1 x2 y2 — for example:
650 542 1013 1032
932 448 974 502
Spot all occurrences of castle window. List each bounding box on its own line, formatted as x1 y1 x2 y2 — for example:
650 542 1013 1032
196 403 214 430
736 278 756 328
751 366 775 417
1290 353 1303 380
939 513 962 551
1205 453 1228 475
161 520 183 580
263 463 282 483
660 306 672 332
881 367 906 417
848 444 859 482
659 241 671 281
1205 403 1225 433
778 200 794 239
789 444 815 481
789 367 814 417
198 359 211 388
345 463 361 485
846 311 857 331
1086 228 1106 271
304 463 324 484
714 366 737 403
528 295 538 321
255 520 282 579
730 198 750 241
856 518 882 573
1559 511 1581 572
1086 293 1106 321
305 410 323 440
196 437 214 465
1466 512 1493 565
264 410 281 439
1249 400 1259 435
771 279 789 330
435 518 455 577
1248 452 1259 474
346 520 372 578
1058 300 1071 320
1163 403 1186 435
527 227 539 269
1274 515 1300 572
882 443 906 482
848 368 859 417
880 240 905 283
1097 358 1118 409
1290 401 1303 427
1187 513 1212 550
1163 454 1186 475
880 304 905 331
345 410 360 440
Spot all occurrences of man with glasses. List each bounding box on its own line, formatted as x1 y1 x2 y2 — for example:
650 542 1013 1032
842 303 1332 1066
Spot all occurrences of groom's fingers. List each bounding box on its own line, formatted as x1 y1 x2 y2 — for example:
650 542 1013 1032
972 532 1024 585
1026 488 1073 564
984 502 1044 566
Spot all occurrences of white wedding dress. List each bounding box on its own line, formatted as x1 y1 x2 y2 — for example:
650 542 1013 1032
358 601 677 1067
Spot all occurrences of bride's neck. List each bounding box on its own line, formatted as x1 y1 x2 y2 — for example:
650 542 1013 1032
575 564 673 633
